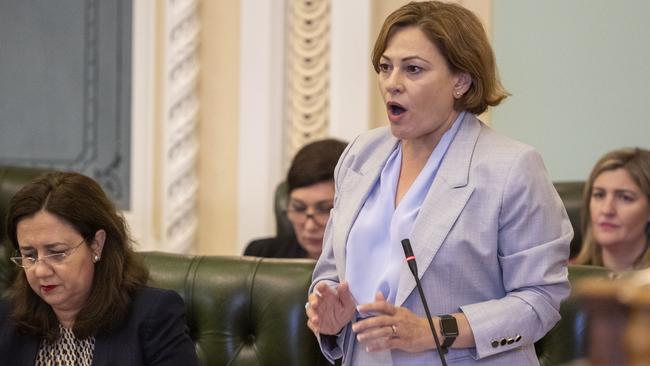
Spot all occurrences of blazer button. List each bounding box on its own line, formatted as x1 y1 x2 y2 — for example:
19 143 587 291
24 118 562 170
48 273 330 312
491 340 499 348
500 338 507 346
515 334 522 342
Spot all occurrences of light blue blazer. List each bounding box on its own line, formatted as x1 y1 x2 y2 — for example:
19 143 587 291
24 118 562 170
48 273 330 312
311 113 572 365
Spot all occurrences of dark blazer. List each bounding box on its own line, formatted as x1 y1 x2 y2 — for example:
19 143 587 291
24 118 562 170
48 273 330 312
244 237 308 259
0 286 198 366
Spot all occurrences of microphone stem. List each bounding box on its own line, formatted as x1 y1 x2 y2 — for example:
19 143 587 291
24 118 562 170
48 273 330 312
414 275 448 366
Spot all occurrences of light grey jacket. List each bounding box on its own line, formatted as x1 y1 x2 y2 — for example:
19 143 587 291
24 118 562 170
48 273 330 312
311 113 572 365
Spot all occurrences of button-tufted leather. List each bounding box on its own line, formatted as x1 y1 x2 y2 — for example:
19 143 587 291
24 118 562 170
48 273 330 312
0 165 610 365
141 252 330 366
553 181 585 258
534 264 610 365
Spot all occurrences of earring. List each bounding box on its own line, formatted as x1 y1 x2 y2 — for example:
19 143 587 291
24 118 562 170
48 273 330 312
455 91 462 97
93 254 99 263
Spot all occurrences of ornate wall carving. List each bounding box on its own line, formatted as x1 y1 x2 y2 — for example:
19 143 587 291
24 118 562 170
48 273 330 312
161 0 200 252
285 0 331 162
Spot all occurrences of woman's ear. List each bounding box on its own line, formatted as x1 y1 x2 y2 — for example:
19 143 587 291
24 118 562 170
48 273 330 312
453 72 472 98
91 229 106 258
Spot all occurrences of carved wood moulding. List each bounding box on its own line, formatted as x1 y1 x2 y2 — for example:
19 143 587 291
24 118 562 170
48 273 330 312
162 0 200 252
285 0 331 162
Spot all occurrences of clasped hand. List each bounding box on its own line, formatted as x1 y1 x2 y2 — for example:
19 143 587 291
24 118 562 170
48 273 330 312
306 283 433 353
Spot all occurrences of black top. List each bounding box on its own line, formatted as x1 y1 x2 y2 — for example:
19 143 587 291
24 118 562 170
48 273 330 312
0 286 199 366
243 237 308 259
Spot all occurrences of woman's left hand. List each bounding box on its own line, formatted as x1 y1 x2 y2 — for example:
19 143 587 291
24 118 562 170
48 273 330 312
352 292 435 353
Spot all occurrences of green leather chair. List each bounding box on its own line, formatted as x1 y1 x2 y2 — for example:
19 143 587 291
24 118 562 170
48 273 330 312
0 164 609 365
143 253 610 366
553 181 586 259
535 264 611 365
273 181 295 242
142 252 329 366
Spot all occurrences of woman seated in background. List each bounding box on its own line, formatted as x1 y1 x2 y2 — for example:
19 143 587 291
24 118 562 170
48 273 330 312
0 172 198 365
244 138 347 259
575 147 650 272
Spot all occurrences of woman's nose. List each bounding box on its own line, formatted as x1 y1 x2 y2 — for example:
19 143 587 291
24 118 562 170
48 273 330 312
32 259 54 277
385 72 404 95
304 214 319 230
600 196 616 215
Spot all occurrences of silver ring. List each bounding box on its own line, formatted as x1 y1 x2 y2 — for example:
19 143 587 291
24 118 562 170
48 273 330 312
305 301 310 309
391 325 398 337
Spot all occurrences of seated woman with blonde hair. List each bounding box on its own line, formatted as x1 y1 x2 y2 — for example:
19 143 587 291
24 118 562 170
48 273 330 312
0 172 198 365
574 148 650 272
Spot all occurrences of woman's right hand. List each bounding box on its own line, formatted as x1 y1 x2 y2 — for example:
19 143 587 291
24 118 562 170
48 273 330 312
306 281 356 336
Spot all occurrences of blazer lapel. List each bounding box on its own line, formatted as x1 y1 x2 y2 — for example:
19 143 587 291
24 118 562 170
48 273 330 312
395 115 481 306
333 131 399 279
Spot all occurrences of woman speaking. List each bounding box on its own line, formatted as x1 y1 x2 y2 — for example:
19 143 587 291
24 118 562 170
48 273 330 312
305 2 571 365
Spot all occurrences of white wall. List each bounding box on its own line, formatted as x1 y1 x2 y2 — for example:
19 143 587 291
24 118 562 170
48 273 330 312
491 0 650 181
238 0 286 250
237 0 372 251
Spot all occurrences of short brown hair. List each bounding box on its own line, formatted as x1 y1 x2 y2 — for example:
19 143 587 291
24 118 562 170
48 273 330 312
574 148 650 268
287 139 347 194
5 172 148 341
372 1 508 114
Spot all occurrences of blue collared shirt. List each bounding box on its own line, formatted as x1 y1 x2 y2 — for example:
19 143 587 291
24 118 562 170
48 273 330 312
345 111 466 307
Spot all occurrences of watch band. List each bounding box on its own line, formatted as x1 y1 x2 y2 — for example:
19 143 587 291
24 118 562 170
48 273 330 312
439 314 458 352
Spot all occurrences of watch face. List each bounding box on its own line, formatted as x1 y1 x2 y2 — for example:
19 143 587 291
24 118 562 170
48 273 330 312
441 316 459 336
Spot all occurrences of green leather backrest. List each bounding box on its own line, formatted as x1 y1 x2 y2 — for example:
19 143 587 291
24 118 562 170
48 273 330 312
0 250 617 365
141 251 329 366
274 181 295 241
535 264 611 366
0 164 602 365
553 181 586 258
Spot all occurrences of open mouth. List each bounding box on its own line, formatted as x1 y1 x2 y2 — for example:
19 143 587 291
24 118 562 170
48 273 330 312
387 102 407 115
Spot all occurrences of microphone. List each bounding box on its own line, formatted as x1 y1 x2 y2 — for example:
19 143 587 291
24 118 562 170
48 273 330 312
401 238 447 366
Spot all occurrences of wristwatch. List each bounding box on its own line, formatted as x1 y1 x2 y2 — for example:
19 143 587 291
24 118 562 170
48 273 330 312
439 314 459 353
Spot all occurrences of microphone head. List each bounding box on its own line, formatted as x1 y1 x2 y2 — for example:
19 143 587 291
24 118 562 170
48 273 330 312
401 238 415 259
401 238 418 276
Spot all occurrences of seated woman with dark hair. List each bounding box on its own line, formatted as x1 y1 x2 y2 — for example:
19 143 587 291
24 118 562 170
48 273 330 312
244 138 347 259
0 172 198 365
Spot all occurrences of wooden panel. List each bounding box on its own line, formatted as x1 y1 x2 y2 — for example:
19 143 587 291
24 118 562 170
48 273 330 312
0 0 132 208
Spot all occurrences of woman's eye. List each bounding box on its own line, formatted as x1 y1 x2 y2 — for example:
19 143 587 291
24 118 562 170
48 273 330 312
50 253 67 261
378 63 391 72
620 194 635 203
405 65 422 74
289 203 307 212
315 203 334 214
591 191 604 199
